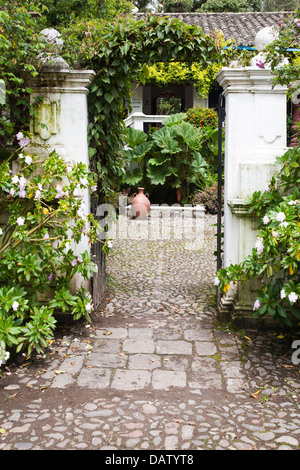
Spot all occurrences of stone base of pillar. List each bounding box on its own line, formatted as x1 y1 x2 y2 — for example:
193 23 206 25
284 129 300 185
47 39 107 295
217 281 282 330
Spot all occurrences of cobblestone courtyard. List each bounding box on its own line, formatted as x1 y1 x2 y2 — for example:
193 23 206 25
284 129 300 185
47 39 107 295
0 214 300 450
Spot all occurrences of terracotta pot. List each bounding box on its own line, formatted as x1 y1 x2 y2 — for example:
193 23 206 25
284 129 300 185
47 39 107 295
131 187 150 219
176 188 182 203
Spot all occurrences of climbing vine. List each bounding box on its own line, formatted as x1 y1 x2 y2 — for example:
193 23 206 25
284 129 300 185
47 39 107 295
61 15 233 202
143 32 233 98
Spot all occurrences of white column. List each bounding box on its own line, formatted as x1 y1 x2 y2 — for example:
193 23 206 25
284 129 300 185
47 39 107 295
216 65 287 325
29 30 95 293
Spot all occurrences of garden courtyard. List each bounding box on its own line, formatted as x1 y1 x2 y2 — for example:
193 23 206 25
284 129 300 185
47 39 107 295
1 2 300 454
0 213 300 450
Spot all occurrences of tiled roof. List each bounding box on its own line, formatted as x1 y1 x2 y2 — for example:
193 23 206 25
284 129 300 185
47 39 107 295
135 11 294 47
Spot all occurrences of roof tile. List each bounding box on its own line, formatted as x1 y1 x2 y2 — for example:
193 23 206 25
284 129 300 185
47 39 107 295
135 12 294 46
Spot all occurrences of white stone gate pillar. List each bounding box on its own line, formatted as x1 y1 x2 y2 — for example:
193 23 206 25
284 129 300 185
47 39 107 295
216 36 288 326
29 29 95 293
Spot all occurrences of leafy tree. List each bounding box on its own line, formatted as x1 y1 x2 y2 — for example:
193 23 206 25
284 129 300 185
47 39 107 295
163 0 194 11
263 0 299 11
8 0 134 27
163 0 262 11
199 0 261 12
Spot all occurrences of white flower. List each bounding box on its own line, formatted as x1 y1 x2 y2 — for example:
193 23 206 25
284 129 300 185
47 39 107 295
214 276 220 286
73 186 81 197
276 212 286 222
263 216 270 225
280 221 289 228
9 188 16 196
24 155 33 165
16 131 24 141
12 301 19 311
77 204 86 219
38 183 43 191
288 200 297 205
280 289 286 299
272 230 279 239
0 349 10 366
86 302 93 312
12 175 19 184
107 240 113 248
255 237 264 255
288 292 298 303
43 233 50 240
35 190 42 201
253 299 261 311
16 217 25 226
0 228 2 235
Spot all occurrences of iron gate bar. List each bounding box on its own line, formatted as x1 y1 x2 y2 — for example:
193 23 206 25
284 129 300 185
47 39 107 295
217 92 225 272
91 152 106 309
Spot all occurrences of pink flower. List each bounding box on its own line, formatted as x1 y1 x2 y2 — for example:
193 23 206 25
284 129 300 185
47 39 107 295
255 237 264 255
71 258 77 266
18 176 26 189
253 299 260 311
256 58 265 69
18 189 26 198
55 184 64 199
294 18 300 28
48 273 53 281
19 137 30 148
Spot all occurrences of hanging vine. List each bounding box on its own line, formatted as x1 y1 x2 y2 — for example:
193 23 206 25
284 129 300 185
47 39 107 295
61 15 234 203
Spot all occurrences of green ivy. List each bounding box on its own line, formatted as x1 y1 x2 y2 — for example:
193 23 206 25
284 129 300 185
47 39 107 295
60 15 233 202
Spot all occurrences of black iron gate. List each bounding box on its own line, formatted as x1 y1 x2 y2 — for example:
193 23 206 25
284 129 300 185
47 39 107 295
91 160 106 310
217 92 225 271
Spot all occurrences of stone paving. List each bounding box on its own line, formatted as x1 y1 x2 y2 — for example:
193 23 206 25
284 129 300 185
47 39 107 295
0 214 300 450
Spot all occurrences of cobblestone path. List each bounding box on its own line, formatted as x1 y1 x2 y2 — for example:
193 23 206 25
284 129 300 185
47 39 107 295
0 214 300 450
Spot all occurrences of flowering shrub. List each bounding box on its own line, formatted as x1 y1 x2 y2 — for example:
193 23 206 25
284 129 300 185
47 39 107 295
0 134 99 359
185 107 218 129
215 146 300 327
192 183 222 214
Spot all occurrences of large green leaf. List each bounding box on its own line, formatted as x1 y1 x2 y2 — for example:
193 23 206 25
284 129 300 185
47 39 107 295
123 167 143 185
124 127 148 148
162 113 186 127
147 154 171 166
147 164 177 185
152 127 180 154
124 141 153 163
174 122 203 151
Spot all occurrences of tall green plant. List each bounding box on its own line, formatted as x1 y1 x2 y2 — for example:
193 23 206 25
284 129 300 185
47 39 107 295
123 113 220 199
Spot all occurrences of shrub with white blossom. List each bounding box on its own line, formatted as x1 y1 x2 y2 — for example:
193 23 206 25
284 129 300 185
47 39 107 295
0 134 100 358
215 146 300 327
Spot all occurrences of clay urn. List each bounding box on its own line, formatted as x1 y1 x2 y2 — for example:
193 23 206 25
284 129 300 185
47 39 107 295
131 187 150 220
